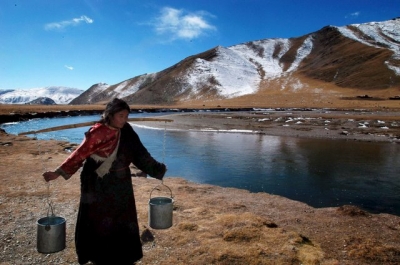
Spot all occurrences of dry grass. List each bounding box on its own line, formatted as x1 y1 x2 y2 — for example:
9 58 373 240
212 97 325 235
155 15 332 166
1 130 400 264
1 101 400 264
347 238 400 264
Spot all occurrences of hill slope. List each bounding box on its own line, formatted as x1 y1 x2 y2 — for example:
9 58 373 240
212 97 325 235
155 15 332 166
70 18 400 107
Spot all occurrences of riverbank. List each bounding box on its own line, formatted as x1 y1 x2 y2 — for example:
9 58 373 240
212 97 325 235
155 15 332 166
132 109 400 143
1 124 400 264
2 96 400 142
1 103 400 144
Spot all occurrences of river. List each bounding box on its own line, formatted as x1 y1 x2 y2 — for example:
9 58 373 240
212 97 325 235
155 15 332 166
2 113 400 216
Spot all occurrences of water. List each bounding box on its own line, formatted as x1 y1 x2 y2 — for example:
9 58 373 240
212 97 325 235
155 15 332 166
2 114 400 216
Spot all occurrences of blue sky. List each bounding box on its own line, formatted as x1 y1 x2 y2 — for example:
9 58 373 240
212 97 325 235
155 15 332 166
1 0 399 90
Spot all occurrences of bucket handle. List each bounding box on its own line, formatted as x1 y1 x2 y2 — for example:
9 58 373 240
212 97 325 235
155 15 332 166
150 183 173 200
44 202 56 231
47 202 55 218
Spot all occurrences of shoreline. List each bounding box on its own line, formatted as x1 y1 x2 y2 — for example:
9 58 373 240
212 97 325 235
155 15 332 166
1 105 399 143
2 110 399 216
131 109 400 143
1 108 400 264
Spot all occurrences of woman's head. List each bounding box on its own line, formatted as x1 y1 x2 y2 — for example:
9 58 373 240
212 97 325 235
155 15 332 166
101 98 130 127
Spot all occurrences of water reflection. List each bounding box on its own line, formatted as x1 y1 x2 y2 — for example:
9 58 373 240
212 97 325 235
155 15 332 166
137 127 400 216
2 116 399 216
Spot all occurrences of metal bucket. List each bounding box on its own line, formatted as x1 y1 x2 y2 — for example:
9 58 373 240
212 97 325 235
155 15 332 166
37 215 66 253
149 184 174 229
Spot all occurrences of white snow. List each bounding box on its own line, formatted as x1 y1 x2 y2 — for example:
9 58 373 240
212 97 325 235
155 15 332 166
200 128 256 134
183 18 399 99
131 123 258 134
114 81 131 97
184 46 260 98
336 19 400 75
92 83 110 93
231 39 290 78
286 35 314 72
113 73 157 98
184 34 315 98
0 87 83 104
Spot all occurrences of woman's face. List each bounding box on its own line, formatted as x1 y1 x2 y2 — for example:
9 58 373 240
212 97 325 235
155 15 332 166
108 109 129 129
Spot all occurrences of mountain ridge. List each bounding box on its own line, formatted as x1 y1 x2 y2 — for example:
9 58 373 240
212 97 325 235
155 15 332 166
0 87 83 105
3 18 400 106
71 18 399 105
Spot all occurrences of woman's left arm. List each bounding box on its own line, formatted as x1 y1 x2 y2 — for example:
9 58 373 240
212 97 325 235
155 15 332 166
123 124 167 180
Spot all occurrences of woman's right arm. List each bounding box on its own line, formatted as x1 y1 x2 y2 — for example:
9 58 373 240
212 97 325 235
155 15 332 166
42 124 113 181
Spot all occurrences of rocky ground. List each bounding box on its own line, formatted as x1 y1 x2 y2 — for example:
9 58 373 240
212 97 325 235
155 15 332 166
132 109 400 143
1 108 400 265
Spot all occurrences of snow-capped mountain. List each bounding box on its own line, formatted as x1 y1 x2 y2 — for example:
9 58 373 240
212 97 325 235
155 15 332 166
0 87 83 104
71 18 399 105
69 83 110 104
6 18 398 106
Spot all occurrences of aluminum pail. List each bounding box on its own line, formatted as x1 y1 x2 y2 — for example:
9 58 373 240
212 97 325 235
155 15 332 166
149 184 173 229
37 216 66 253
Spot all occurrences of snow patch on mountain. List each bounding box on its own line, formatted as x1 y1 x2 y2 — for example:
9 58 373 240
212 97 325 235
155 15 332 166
337 20 400 51
287 36 314 72
336 18 400 75
232 39 290 78
114 74 157 98
183 36 315 98
0 87 83 104
114 81 131 96
213 46 260 97
91 83 110 93
0 89 14 96
184 46 260 98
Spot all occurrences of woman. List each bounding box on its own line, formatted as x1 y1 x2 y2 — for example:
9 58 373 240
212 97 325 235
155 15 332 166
43 98 167 265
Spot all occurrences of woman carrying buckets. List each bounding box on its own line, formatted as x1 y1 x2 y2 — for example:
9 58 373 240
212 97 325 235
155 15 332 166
43 98 167 265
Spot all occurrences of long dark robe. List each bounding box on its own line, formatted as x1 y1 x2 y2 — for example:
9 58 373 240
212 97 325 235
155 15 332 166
75 123 166 265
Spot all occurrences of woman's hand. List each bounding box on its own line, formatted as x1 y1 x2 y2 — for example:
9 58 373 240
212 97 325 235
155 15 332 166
154 164 167 180
43 171 60 182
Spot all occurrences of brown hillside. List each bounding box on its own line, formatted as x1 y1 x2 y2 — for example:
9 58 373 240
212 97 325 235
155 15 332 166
124 47 221 105
65 20 400 106
123 22 400 106
300 26 400 89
